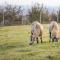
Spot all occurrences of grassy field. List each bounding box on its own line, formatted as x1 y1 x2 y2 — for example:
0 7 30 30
0 24 60 60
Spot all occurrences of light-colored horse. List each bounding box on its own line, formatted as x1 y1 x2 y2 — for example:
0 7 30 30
49 21 59 42
29 21 43 45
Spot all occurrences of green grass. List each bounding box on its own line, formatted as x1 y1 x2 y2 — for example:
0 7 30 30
0 24 60 60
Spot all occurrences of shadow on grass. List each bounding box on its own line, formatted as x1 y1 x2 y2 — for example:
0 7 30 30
46 55 54 60
0 42 26 51
16 49 31 52
27 51 40 56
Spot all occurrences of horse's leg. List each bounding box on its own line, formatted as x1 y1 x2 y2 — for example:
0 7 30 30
49 32 51 42
40 35 42 43
52 38 54 42
55 37 58 42
36 37 39 43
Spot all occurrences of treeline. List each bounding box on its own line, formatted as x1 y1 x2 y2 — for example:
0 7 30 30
0 4 22 25
0 3 60 25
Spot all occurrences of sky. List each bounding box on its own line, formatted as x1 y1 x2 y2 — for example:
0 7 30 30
0 0 60 7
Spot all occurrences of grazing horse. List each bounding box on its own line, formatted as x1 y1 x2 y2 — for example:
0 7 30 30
49 21 59 42
29 21 43 45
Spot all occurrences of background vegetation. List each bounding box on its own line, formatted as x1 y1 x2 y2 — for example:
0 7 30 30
0 3 60 25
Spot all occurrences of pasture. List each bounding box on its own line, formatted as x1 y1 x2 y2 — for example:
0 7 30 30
0 24 60 60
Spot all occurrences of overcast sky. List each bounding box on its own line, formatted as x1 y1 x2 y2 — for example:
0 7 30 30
0 0 60 7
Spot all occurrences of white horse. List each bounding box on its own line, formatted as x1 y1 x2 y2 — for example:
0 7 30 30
49 21 59 42
29 21 43 45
